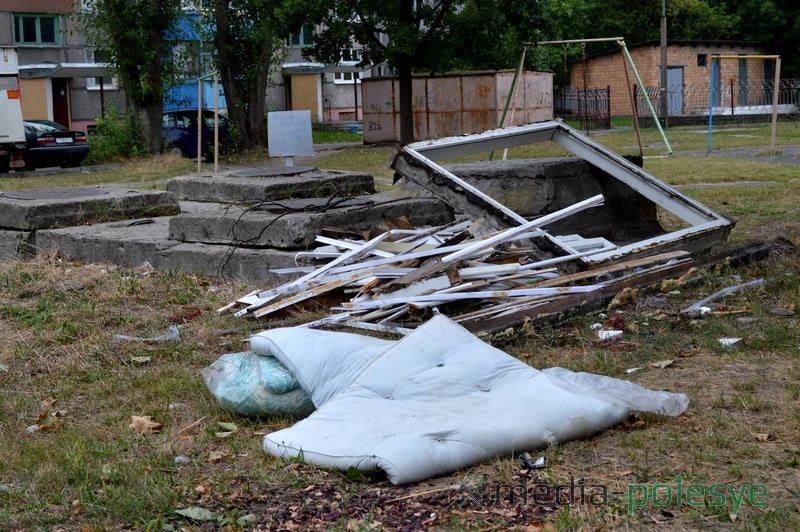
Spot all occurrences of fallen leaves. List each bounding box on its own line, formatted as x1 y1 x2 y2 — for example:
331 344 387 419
129 415 162 435
207 449 229 463
174 506 219 521
752 432 771 442
26 397 65 433
647 359 675 369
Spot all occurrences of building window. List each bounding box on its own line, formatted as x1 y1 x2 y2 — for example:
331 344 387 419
333 48 363 84
697 54 707 67
14 14 59 46
86 49 118 91
288 24 315 47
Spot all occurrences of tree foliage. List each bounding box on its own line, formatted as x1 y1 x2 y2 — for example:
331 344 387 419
202 0 288 149
719 0 800 76
288 0 464 143
82 0 182 154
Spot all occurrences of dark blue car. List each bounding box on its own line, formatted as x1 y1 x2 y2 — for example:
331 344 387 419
162 109 228 160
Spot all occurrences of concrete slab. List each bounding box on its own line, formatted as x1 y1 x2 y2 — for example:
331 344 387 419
166 170 376 204
0 229 34 260
436 157 663 243
0 186 180 230
35 217 300 282
168 193 454 248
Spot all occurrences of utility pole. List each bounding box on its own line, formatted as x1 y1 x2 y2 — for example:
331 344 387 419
660 0 668 127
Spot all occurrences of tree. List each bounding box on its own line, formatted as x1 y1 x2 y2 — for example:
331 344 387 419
433 0 547 73
82 0 181 154
203 0 287 150
290 0 463 144
720 0 800 76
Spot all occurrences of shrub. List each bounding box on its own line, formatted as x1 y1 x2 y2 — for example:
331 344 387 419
85 110 145 164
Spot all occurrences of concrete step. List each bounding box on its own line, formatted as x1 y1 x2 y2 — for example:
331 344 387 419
0 186 180 230
34 216 300 282
167 193 454 248
166 169 375 204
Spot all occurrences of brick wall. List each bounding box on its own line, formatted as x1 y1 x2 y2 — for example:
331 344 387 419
571 44 766 116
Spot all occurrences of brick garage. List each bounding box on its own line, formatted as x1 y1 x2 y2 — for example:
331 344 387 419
570 41 769 117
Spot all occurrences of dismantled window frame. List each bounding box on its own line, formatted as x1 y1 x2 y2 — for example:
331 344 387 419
390 120 733 265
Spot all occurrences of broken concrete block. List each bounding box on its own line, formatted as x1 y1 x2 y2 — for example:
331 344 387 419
166 170 375 204
0 229 34 259
168 193 454 249
0 186 180 230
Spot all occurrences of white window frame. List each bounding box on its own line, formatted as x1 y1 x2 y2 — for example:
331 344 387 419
85 49 118 91
333 47 363 85
392 120 733 265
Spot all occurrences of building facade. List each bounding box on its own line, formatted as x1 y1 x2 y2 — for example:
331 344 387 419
0 0 124 131
570 41 769 117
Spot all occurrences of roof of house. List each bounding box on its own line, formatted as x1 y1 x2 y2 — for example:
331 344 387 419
584 40 763 60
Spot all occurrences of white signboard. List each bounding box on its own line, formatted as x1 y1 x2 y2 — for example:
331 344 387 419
268 110 313 158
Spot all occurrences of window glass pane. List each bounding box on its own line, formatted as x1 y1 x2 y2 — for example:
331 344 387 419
302 24 314 45
22 17 37 42
94 49 111 63
289 33 300 46
39 16 56 43
14 16 20 42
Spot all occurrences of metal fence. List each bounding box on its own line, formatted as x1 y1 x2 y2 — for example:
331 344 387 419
633 79 800 117
554 86 611 129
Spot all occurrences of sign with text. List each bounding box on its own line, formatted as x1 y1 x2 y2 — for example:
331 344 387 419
268 110 313 158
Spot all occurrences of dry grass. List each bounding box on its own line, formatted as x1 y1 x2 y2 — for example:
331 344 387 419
0 154 194 191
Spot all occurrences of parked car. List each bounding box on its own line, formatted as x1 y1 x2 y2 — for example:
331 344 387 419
22 120 89 170
162 109 229 160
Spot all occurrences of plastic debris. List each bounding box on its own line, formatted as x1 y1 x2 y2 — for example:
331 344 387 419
519 452 546 470
112 324 181 344
718 338 743 349
202 352 314 417
597 329 623 341
174 455 190 466
681 279 765 319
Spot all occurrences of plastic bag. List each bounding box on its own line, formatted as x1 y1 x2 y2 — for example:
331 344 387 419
202 352 314 417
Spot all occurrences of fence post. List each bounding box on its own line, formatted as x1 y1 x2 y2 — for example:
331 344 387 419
606 85 611 129
633 84 639 118
730 78 735 118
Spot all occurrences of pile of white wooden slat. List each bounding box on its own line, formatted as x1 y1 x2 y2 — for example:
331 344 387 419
219 193 694 334
218 195 632 332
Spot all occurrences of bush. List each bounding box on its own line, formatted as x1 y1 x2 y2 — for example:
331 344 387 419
85 110 145 164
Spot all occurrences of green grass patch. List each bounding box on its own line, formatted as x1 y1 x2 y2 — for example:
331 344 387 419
312 128 363 144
